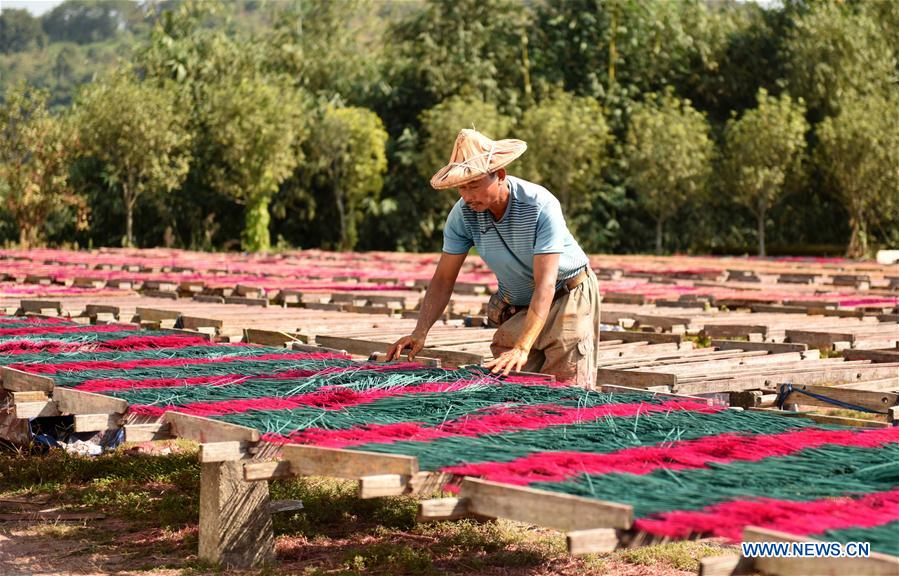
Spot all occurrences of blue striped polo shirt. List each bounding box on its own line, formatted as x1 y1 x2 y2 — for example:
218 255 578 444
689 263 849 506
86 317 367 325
442 175 589 306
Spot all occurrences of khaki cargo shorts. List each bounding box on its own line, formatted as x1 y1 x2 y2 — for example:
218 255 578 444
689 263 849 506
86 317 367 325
490 269 600 388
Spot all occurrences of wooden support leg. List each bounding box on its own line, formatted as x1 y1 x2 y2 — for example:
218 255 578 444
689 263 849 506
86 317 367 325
199 461 275 568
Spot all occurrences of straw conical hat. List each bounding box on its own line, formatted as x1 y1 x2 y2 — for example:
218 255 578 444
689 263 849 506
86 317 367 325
430 129 527 190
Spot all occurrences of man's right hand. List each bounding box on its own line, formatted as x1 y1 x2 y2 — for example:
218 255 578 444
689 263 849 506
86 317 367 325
387 333 426 362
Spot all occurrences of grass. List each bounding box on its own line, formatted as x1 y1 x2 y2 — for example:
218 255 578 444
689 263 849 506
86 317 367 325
614 541 725 571
684 334 712 348
0 442 201 528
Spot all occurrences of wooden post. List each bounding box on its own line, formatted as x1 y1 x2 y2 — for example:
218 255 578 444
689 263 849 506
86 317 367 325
199 460 274 568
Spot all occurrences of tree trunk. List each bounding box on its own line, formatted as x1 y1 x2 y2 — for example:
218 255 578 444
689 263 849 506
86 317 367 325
242 195 271 253
520 30 533 105
846 211 868 259
655 218 663 255
18 225 29 249
608 3 618 84
123 185 134 248
757 207 766 257
334 184 348 251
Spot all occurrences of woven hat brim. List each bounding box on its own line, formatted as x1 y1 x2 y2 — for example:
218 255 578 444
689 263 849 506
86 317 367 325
430 139 527 190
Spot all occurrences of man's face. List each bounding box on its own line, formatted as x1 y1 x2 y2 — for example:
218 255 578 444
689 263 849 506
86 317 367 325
458 172 503 212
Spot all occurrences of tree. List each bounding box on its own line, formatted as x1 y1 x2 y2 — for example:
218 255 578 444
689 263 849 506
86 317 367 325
305 105 388 251
533 0 718 99
517 91 610 233
266 0 382 102
416 96 515 242
75 71 191 247
784 1 895 119
816 93 899 258
200 77 307 252
389 0 531 111
722 89 808 256
0 84 83 247
624 92 712 254
0 9 46 53
41 0 131 45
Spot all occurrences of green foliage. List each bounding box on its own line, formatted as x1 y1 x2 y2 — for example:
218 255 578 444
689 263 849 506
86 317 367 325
0 446 200 528
0 83 83 247
722 89 808 256
304 105 389 251
201 77 307 252
624 92 713 254
266 0 384 102
534 0 720 99
0 8 47 53
517 91 610 239
41 0 134 45
390 0 531 112
414 96 515 245
815 92 899 257
784 1 896 119
75 70 191 247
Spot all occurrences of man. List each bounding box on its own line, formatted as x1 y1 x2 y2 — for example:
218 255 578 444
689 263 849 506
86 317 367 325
387 129 600 388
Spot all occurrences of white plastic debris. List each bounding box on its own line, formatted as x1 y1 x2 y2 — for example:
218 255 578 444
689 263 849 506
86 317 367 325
62 439 103 456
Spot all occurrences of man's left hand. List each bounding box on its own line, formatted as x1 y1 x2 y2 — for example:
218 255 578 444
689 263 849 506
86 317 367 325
484 346 530 376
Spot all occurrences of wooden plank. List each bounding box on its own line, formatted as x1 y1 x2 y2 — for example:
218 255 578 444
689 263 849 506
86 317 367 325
136 307 180 322
74 413 120 432
599 330 682 344
702 325 768 338
166 411 260 443
368 353 442 368
54 388 127 415
282 444 418 478
199 461 274 568
459 477 633 532
417 497 474 522
224 296 269 307
243 328 300 347
699 555 753 576
269 500 304 514
1 367 54 393
566 528 620 555
290 342 345 354
181 316 224 330
11 391 49 403
749 408 889 429
19 299 61 313
600 384 711 404
14 401 60 419
358 474 411 498
595 368 676 388
244 461 292 482
315 335 484 366
200 441 255 463
712 340 808 354
843 349 899 363
776 384 898 413
124 423 172 443
674 364 899 395
142 289 178 300
786 329 855 347
744 526 899 576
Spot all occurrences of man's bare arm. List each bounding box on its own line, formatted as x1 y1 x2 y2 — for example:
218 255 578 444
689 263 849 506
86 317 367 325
386 251 467 361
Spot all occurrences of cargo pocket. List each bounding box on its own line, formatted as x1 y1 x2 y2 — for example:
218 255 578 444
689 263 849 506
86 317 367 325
576 337 596 389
